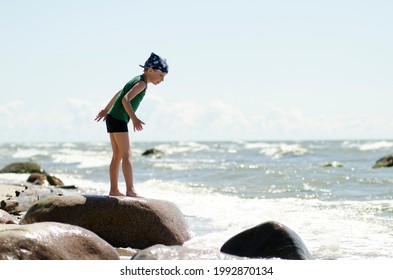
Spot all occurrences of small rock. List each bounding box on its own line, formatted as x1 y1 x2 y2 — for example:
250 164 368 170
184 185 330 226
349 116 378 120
322 161 343 167
142 148 164 158
373 154 393 168
27 173 65 186
46 175 64 186
27 173 47 185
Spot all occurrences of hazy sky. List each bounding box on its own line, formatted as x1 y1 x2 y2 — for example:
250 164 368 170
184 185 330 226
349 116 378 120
1 0 392 142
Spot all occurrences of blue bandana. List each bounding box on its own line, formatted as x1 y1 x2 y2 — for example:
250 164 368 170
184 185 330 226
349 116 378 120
140 52 169 73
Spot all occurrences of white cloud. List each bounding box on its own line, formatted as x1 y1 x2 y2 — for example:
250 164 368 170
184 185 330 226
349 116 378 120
0 99 102 142
1 97 392 142
141 96 393 141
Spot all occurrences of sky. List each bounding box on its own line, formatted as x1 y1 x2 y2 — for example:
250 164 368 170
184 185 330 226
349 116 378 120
1 0 392 142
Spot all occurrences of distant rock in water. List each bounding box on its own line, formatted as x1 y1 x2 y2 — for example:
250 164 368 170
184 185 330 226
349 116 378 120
220 221 312 260
142 148 164 158
0 162 44 174
21 195 190 249
373 154 393 168
322 161 343 167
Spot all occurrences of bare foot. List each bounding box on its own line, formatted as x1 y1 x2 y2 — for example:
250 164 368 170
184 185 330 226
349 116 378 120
126 191 143 198
109 191 126 196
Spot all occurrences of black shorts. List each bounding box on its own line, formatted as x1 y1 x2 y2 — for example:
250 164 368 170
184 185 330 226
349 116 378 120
106 114 128 133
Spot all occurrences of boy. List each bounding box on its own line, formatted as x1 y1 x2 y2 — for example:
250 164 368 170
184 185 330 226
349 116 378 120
95 53 168 197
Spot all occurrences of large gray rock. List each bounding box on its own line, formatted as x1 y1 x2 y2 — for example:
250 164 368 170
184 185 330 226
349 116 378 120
0 222 119 260
132 244 246 260
20 195 190 249
220 221 312 260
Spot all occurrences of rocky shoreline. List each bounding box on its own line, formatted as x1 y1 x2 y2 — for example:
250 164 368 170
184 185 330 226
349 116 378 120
1 161 313 260
0 182 312 260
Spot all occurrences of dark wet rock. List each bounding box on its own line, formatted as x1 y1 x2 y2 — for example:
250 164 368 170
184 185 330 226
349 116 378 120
132 244 246 260
0 162 44 174
20 195 190 249
373 154 393 168
220 221 312 260
46 174 64 186
27 173 65 186
0 209 17 224
27 173 47 185
56 184 78 189
0 222 119 260
142 148 164 158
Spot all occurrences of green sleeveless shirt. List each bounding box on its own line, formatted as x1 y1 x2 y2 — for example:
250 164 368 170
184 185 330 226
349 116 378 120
108 75 147 122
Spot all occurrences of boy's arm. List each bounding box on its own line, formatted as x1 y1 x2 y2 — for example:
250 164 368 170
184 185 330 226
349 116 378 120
95 90 120 122
122 81 146 131
105 90 121 111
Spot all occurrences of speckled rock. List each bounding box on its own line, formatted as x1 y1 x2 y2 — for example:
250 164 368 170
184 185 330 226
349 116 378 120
21 195 190 248
0 222 119 260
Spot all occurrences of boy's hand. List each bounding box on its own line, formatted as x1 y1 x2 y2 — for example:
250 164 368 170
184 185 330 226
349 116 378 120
132 117 145 131
95 109 107 122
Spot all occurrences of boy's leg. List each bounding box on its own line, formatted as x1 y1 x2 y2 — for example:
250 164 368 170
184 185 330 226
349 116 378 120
111 132 139 197
109 133 125 196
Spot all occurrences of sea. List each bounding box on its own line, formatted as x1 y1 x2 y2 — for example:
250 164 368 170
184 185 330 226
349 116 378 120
1 140 392 260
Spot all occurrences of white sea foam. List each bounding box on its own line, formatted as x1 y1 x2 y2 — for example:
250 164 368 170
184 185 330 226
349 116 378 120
244 142 308 159
12 148 50 159
342 140 393 151
52 148 110 168
0 173 30 184
152 158 218 171
154 142 210 155
134 179 393 260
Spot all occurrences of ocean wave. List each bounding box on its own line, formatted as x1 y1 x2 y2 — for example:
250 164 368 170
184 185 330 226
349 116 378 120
342 140 393 151
244 142 308 159
12 148 50 159
154 142 210 155
137 179 393 259
0 173 30 184
52 148 110 168
151 158 218 171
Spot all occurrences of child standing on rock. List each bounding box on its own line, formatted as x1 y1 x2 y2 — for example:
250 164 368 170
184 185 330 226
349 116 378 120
95 53 168 197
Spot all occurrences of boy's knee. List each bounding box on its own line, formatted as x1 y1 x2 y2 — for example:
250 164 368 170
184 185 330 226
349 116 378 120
121 150 132 160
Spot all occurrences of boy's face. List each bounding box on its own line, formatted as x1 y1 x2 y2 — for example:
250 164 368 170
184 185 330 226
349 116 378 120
148 68 167 85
